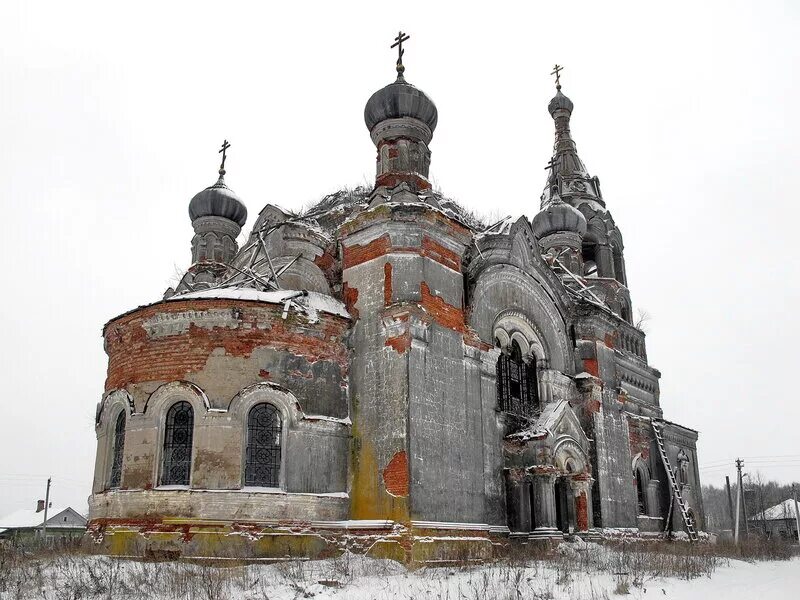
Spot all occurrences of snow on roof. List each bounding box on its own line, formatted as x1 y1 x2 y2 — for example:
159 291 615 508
750 499 798 521
169 288 350 320
0 506 86 530
506 400 568 442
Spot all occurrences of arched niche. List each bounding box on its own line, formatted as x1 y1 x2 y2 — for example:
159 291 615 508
470 265 572 374
553 437 589 475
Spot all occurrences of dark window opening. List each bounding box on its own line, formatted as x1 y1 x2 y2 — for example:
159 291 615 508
621 303 632 324
109 410 126 489
245 403 282 487
636 469 647 515
612 247 626 285
161 401 194 486
497 340 539 416
582 244 598 277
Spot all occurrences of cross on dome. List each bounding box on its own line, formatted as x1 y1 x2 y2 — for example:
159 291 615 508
218 139 231 176
391 31 410 76
551 64 564 89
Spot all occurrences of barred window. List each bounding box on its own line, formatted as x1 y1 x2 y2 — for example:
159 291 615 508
245 403 282 487
109 410 126 489
161 401 194 486
496 340 539 416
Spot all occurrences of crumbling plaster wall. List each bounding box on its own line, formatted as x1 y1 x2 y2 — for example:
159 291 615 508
342 203 492 526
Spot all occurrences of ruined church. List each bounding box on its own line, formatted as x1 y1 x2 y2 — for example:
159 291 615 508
88 41 703 561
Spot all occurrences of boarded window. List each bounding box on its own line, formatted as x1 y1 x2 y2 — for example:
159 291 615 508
161 401 193 486
245 403 282 487
109 410 126 489
496 341 539 416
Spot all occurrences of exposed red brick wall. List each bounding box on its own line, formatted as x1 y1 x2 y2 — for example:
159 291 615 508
420 282 465 333
583 358 599 377
628 419 652 462
575 492 589 531
343 284 359 319
385 332 410 354
375 173 431 191
313 250 339 290
344 234 462 272
421 236 460 271
104 300 349 392
604 332 616 348
383 451 409 497
384 262 393 306
343 235 392 269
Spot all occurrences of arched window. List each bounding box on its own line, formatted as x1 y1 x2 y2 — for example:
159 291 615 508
496 340 539 416
245 403 282 487
108 410 126 489
161 401 194 486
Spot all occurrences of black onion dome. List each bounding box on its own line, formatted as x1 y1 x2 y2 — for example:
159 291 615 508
188 176 247 226
364 77 438 133
532 196 587 239
548 88 574 116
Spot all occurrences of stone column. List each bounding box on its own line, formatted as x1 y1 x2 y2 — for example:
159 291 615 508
480 347 505 528
596 244 615 279
647 479 661 518
531 470 560 538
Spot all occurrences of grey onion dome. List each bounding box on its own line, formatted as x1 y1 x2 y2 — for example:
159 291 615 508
548 87 574 116
188 175 248 227
532 196 587 239
364 76 438 133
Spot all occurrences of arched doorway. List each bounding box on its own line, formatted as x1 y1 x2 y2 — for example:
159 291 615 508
554 477 575 533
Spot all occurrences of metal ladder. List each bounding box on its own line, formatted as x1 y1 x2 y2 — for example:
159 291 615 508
652 420 698 541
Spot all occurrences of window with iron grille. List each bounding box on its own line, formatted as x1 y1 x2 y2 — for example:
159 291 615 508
496 340 539 416
161 401 193 486
245 403 282 487
109 410 126 489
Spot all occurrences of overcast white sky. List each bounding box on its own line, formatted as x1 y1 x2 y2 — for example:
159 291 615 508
1 0 798 516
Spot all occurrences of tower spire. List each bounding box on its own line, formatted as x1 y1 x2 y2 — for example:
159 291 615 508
543 67 603 207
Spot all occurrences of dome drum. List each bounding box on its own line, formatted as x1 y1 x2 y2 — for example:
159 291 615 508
370 117 433 146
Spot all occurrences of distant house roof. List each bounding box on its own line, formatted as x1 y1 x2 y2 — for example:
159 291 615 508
750 499 798 521
0 507 87 533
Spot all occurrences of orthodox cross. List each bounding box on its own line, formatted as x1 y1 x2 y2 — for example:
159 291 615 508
218 139 231 173
551 64 564 88
545 155 561 197
545 155 560 176
391 31 410 73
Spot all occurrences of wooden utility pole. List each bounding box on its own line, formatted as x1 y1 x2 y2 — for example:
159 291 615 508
793 485 800 544
725 475 735 533
734 459 743 544
41 477 51 540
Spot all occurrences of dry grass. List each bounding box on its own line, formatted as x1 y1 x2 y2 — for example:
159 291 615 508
0 536 794 600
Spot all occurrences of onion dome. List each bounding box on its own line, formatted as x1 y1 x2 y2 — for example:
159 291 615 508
188 173 247 227
548 87 574 116
532 195 587 239
364 75 438 133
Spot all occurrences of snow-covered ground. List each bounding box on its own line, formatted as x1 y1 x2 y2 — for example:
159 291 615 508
1 543 797 599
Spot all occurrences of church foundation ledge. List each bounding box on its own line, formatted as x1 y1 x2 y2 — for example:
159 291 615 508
84 518 509 563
